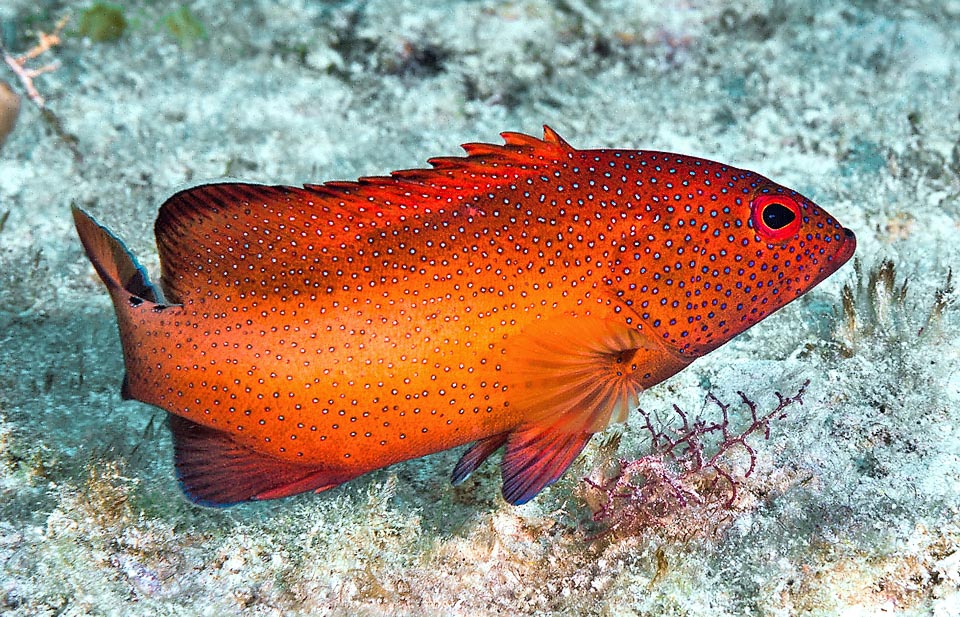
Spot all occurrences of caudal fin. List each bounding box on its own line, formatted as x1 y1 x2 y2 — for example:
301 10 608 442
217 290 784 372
73 207 169 402
72 206 163 303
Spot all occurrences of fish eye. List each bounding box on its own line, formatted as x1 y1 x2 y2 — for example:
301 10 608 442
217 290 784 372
761 202 795 229
750 194 801 241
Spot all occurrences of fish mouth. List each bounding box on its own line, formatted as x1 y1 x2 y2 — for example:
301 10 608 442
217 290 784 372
823 226 857 279
836 227 857 265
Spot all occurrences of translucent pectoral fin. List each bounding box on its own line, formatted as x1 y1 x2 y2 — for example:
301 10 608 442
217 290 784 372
451 316 691 505
504 316 687 434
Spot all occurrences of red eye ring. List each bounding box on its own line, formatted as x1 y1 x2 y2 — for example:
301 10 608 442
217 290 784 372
751 194 802 241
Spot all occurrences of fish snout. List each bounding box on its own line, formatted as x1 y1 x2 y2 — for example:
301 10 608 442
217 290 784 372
837 227 857 264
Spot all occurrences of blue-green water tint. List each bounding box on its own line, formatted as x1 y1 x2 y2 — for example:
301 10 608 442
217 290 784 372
0 0 958 614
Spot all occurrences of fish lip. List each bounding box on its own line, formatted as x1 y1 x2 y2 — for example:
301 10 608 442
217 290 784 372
836 227 857 265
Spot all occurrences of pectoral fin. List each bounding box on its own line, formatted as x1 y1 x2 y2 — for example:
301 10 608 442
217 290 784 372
452 316 689 504
504 316 686 434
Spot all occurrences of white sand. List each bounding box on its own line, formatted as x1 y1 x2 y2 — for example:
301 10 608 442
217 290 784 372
0 0 958 614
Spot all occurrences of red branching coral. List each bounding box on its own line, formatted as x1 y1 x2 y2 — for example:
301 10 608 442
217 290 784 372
584 380 809 537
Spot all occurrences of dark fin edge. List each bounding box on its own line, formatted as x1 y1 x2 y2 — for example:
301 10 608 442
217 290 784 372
168 414 350 507
72 206 163 303
501 427 593 506
152 129 575 304
154 183 300 304
451 433 508 485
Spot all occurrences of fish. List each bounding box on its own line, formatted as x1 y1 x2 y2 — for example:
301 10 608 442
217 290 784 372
72 126 856 507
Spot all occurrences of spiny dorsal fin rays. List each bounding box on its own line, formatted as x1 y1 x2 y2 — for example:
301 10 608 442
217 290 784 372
153 129 575 303
500 125 572 151
307 126 571 196
541 124 572 148
294 128 572 220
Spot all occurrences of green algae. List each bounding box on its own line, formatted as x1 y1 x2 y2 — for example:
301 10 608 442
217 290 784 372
77 2 127 43
160 6 205 48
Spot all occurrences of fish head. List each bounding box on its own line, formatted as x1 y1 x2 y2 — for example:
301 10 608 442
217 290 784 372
617 164 856 358
745 181 857 292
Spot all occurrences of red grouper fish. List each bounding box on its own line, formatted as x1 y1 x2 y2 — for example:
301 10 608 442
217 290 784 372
73 127 856 506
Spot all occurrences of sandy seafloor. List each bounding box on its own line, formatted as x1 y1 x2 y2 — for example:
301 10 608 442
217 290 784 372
0 0 959 615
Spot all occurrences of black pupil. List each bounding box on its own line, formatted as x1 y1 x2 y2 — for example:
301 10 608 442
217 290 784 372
762 203 795 229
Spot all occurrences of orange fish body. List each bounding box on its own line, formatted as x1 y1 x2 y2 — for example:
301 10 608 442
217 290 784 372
73 127 855 506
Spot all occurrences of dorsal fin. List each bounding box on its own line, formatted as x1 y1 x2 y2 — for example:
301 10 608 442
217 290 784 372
301 126 572 212
542 125 572 147
155 183 311 303
154 129 573 303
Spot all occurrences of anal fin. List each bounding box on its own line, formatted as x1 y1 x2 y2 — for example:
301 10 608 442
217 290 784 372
168 414 352 507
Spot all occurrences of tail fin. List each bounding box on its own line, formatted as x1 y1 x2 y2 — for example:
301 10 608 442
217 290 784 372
72 207 163 303
73 207 169 402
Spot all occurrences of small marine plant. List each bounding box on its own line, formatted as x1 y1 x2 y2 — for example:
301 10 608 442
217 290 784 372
78 3 127 43
161 6 206 48
0 14 80 158
0 414 16 480
583 382 808 538
825 258 955 477
1 16 67 108
834 258 954 358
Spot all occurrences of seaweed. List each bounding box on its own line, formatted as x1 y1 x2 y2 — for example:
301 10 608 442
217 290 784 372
160 6 205 48
77 3 127 43
834 258 955 358
584 382 809 539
